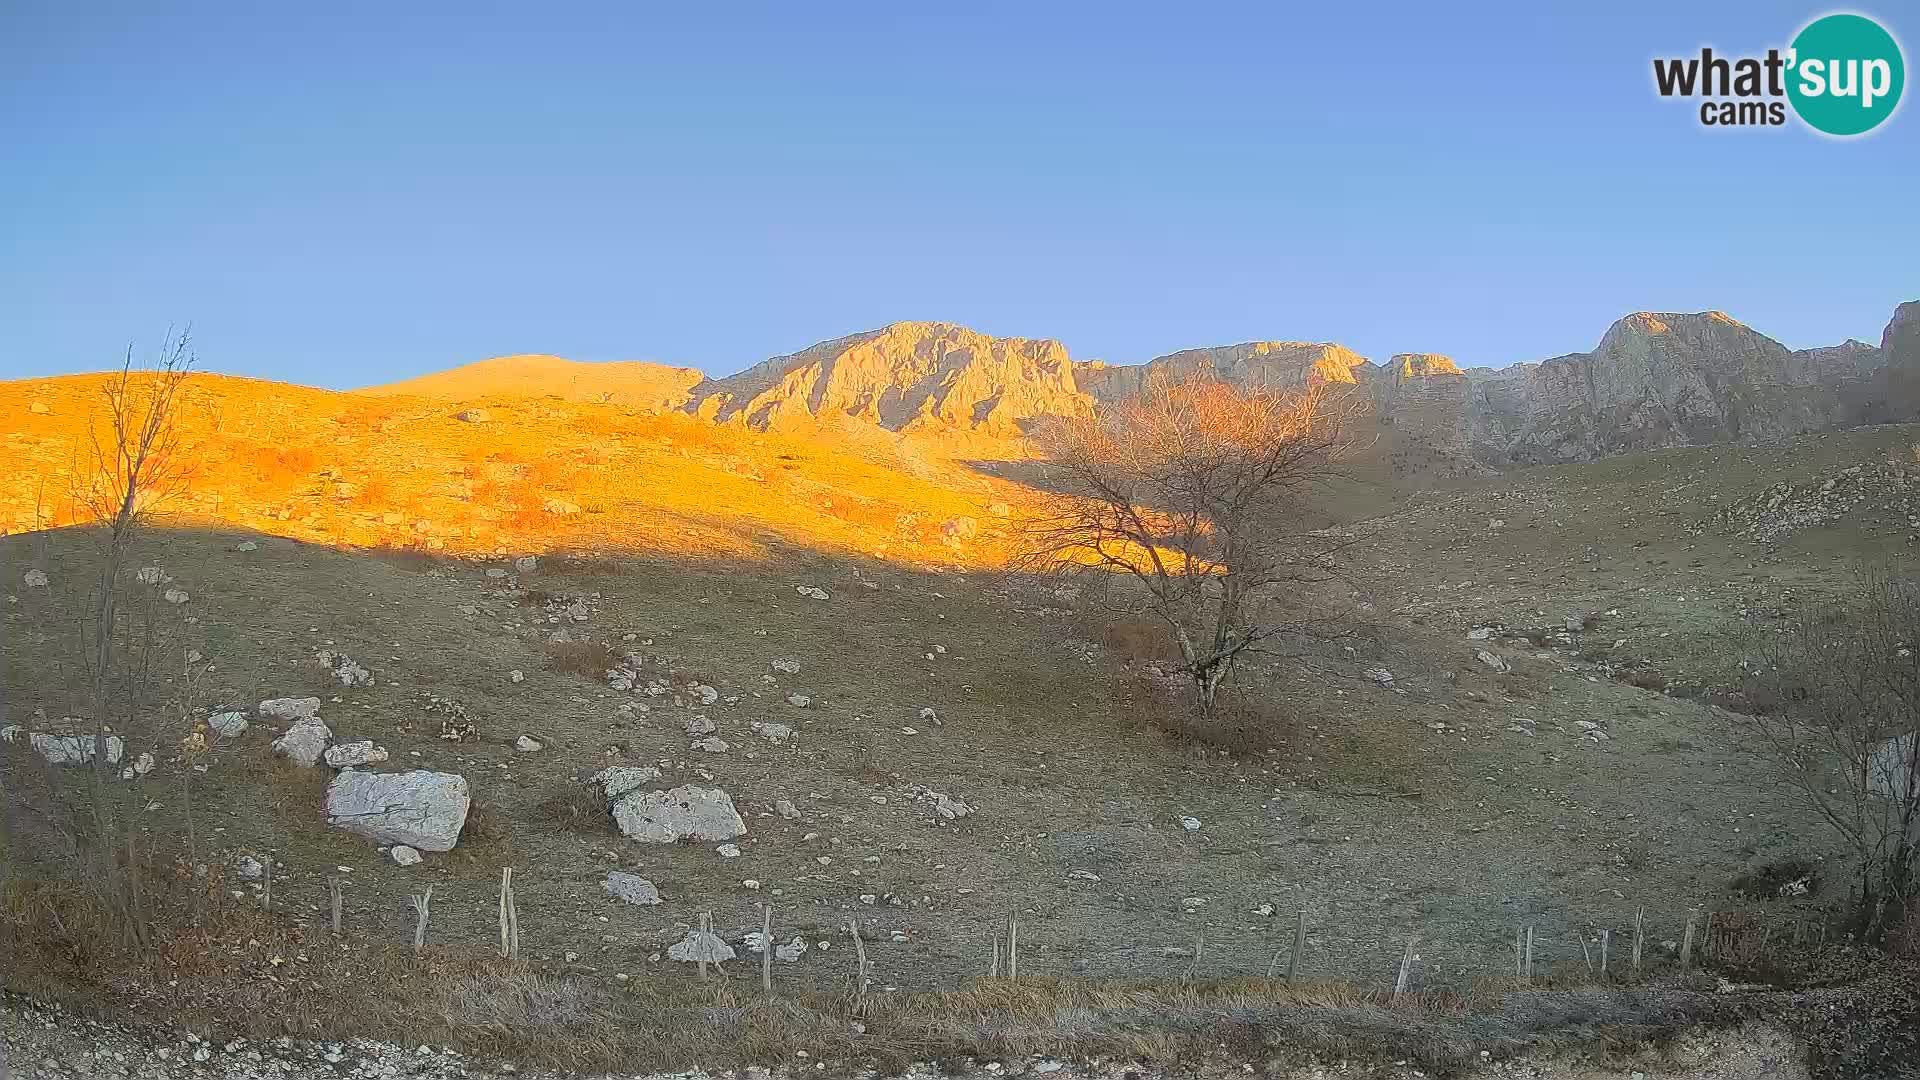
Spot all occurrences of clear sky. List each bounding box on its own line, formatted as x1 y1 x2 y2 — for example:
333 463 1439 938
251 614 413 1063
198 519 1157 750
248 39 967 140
3 2 1915 386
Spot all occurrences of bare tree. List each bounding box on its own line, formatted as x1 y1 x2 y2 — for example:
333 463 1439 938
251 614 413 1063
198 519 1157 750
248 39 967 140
1736 569 1920 945
1014 373 1358 716
67 333 195 942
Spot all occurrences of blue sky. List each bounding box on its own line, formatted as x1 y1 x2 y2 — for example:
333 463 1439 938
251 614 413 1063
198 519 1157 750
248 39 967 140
3 2 1915 386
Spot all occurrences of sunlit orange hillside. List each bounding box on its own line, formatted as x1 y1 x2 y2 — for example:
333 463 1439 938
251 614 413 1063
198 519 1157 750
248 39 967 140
358 353 708 411
0 371 1031 566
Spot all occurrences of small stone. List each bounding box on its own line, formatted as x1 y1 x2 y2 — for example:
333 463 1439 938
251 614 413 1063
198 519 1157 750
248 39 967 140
750 721 793 744
785 693 811 708
508 669 524 683
716 843 741 858
603 871 662 906
259 697 322 722
322 740 388 768
775 798 801 819
514 735 543 753
273 719 333 767
667 929 735 965
208 711 249 737
1180 816 1201 831
794 585 829 601
22 569 49 587
390 845 423 867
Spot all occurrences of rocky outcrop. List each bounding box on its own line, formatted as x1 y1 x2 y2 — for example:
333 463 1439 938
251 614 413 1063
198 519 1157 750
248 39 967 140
1081 304 1919 466
1076 341 1374 400
692 322 1090 434
324 769 471 852
610 784 746 843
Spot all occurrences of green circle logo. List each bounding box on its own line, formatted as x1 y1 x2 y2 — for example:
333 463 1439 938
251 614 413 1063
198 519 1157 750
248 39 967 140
1787 13 1905 136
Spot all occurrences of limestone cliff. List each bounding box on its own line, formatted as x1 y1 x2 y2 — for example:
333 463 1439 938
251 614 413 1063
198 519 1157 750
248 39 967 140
1075 341 1375 400
1079 305 1918 465
1458 310 1916 464
692 322 1090 434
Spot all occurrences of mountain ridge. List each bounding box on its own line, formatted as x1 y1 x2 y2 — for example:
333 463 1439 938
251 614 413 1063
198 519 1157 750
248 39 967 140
336 303 1920 465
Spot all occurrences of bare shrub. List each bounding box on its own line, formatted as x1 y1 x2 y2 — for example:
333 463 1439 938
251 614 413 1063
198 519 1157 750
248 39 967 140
1735 569 1920 945
1624 669 1669 692
544 639 618 680
1015 373 1359 721
38 335 198 948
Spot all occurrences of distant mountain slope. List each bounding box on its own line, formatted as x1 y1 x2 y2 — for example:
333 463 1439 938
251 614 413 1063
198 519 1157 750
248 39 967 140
318 301 1920 464
358 354 706 410
692 321 1089 434
1076 341 1375 401
1074 304 1919 466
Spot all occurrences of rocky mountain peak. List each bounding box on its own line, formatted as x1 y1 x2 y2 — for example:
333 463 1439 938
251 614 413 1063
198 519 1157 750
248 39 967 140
694 321 1086 433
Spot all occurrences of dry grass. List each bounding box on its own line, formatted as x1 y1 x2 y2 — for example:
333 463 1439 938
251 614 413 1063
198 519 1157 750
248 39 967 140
543 638 619 680
1 371 1031 567
1101 617 1180 664
0 873 1758 1078
1130 686 1294 760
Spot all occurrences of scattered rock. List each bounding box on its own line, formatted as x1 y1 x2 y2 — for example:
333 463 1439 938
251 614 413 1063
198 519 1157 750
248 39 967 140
315 649 373 688
21 569 48 587
323 740 389 768
1364 667 1394 686
774 798 801 820
514 555 538 574
390 845 423 867
162 588 190 605
234 855 264 880
136 566 168 585
667 929 735 965
794 585 829 601
208 710 249 737
750 721 793 744
259 697 322 722
1 726 125 766
603 871 662 906
684 715 716 736
508 669 525 683
910 787 972 821
716 843 741 857
1476 650 1510 673
455 409 490 423
612 785 746 843
514 734 544 753
1180 816 1202 831
771 659 802 675
272 718 333 767
785 693 812 708
590 765 663 800
324 769 471 852
691 736 730 753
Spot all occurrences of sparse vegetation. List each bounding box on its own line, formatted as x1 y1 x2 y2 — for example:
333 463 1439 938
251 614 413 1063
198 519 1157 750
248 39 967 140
1734 570 1920 946
1016 375 1358 720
